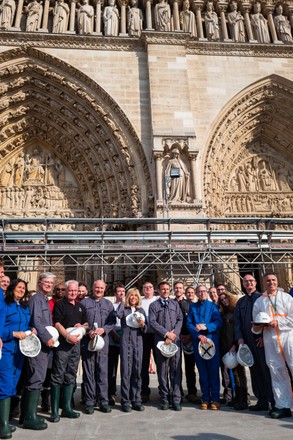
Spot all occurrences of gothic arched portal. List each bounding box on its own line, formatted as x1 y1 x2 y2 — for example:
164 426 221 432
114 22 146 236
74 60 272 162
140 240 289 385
0 47 153 220
203 74 293 218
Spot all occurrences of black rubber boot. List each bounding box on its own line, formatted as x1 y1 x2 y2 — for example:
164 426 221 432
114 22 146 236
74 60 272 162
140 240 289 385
0 398 12 439
23 391 47 430
50 386 61 423
41 389 50 412
61 385 80 419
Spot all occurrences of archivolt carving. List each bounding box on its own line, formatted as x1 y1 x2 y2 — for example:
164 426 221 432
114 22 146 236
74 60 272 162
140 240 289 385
0 46 152 219
204 75 293 217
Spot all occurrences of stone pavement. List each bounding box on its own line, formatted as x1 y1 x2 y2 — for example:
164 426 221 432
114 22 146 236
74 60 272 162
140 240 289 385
11 374 293 440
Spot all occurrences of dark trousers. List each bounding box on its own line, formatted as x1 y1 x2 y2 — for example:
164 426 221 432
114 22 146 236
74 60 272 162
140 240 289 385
141 333 156 396
108 345 120 397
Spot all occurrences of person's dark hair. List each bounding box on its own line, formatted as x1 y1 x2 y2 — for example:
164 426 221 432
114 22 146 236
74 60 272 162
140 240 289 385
114 283 125 293
158 281 171 289
263 272 277 279
5 278 29 307
78 282 88 289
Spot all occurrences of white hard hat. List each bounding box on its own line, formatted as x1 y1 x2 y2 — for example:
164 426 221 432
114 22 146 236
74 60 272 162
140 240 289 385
45 325 60 348
222 351 238 369
198 338 215 360
156 341 178 358
126 312 145 329
66 327 86 343
254 312 271 325
88 335 105 352
237 344 254 367
182 342 194 355
19 331 41 358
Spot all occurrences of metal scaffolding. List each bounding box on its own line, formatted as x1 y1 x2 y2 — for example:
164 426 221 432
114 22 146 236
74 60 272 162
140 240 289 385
1 217 292 290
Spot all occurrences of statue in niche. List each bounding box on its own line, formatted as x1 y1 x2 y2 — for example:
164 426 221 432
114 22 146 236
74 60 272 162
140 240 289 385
227 0 246 42
26 156 45 184
204 1 220 41
250 1 270 43
258 161 276 191
45 153 56 185
26 0 43 32
55 159 65 186
0 158 14 186
52 0 69 33
127 0 143 37
103 0 119 36
14 152 25 186
165 148 190 203
180 0 196 37
274 4 293 43
154 0 171 32
0 0 16 29
77 0 94 35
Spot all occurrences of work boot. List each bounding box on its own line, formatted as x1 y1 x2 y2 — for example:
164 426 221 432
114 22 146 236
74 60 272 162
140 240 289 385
23 391 47 430
0 398 12 439
233 387 248 410
61 385 80 419
41 389 50 412
49 386 61 423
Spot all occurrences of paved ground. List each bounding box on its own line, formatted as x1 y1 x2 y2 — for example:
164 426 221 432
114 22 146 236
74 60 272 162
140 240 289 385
11 373 293 440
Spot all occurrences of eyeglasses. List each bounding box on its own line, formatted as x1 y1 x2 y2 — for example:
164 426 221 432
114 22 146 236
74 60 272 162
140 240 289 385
243 280 255 284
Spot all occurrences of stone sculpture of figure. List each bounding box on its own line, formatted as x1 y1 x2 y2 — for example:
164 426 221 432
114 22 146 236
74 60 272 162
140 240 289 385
165 149 190 203
0 158 14 186
250 1 270 43
274 4 293 43
14 152 25 186
180 0 196 37
227 0 246 42
26 0 43 32
0 0 16 29
52 0 69 33
45 154 56 185
77 0 94 35
103 0 119 36
258 161 275 191
26 156 45 183
204 1 220 41
127 0 143 37
154 0 171 32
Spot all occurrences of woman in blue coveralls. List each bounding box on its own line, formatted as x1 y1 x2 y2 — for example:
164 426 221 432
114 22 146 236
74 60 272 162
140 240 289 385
186 284 222 410
0 279 35 439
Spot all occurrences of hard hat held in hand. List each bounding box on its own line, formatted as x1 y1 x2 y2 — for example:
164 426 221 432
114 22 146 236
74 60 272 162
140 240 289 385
45 325 60 347
65 327 86 343
198 338 215 360
237 344 254 367
222 351 238 369
19 331 41 358
126 312 145 328
253 312 272 325
88 334 105 352
157 341 178 358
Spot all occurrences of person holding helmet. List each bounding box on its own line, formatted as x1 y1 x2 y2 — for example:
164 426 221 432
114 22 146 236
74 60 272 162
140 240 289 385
187 284 222 410
218 291 248 410
115 288 146 412
0 279 35 440
234 274 274 412
50 280 88 422
252 272 293 419
149 281 183 411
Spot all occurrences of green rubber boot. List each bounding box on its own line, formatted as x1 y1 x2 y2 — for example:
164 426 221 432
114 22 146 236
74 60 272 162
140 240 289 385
61 385 80 419
0 398 12 439
23 391 47 430
50 386 61 423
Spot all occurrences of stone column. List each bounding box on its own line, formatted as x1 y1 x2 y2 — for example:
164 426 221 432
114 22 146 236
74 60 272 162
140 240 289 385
189 152 198 202
265 2 281 44
119 0 128 36
144 0 153 30
240 1 257 43
172 0 180 31
193 0 205 40
94 0 103 34
69 0 77 33
41 0 50 31
154 152 163 201
13 0 24 30
288 6 293 29
217 1 230 41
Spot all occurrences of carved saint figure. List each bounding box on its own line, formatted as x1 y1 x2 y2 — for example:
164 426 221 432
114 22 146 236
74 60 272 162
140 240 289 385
0 158 14 186
258 161 275 191
0 0 16 29
250 2 270 43
103 0 119 36
180 0 196 37
165 149 190 202
127 0 143 37
26 0 43 32
227 0 245 42
77 0 94 35
52 0 69 33
274 4 292 43
204 1 220 41
26 156 45 183
14 152 25 186
154 0 171 32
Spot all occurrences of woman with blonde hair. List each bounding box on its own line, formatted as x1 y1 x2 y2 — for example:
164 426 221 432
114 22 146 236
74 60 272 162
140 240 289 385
115 288 146 412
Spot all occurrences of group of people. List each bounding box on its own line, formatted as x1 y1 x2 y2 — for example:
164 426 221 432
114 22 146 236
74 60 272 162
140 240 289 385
0 262 292 439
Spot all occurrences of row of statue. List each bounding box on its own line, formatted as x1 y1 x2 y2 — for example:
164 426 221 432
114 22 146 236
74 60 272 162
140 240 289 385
223 193 293 214
0 0 292 43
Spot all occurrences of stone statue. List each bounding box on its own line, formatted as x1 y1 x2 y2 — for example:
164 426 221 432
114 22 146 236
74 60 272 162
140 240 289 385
227 0 246 42
250 1 270 43
274 4 293 43
258 161 275 191
77 0 94 35
0 158 14 186
204 1 220 41
26 0 43 32
14 152 25 186
180 0 196 37
26 156 45 183
0 0 16 29
165 149 190 203
103 0 119 37
154 0 171 32
127 0 143 37
52 0 69 33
